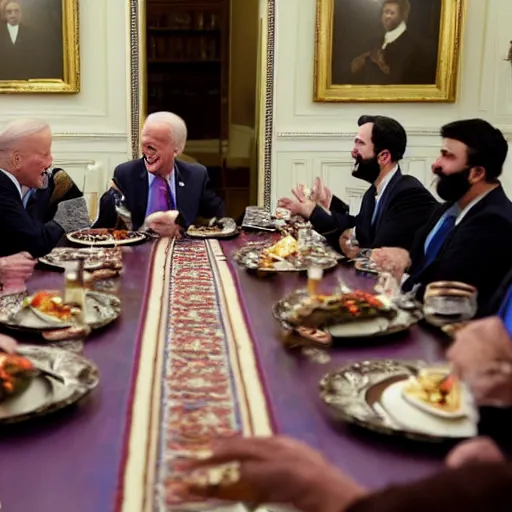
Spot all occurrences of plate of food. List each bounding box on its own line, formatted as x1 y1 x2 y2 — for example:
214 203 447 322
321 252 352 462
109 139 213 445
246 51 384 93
319 360 477 443
234 236 340 273
0 290 121 334
67 228 147 246
0 345 99 424
39 247 123 271
273 289 421 338
241 206 276 232
186 217 239 239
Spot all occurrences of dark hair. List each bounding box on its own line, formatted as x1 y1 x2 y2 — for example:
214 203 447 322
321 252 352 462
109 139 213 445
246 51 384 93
357 114 407 162
440 119 508 181
382 0 411 21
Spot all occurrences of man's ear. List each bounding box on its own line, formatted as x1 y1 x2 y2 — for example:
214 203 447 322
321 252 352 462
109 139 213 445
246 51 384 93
469 166 486 184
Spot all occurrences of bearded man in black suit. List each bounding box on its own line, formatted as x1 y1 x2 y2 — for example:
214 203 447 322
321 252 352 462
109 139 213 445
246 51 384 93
349 0 433 85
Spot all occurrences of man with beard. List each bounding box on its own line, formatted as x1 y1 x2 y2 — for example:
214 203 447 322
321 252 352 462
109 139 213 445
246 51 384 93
372 118 512 316
278 115 437 255
94 111 224 236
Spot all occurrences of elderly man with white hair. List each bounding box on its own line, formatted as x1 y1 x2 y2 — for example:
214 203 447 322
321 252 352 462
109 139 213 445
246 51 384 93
94 111 224 236
0 118 90 258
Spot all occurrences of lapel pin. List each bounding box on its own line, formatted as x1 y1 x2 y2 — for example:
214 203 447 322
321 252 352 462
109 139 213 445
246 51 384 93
178 181 185 187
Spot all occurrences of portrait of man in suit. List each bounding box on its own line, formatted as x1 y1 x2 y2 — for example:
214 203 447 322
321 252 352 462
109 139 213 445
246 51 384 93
330 0 441 86
0 0 63 81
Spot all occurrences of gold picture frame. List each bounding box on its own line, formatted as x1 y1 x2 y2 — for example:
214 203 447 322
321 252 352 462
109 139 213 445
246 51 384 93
0 0 79 93
314 0 464 102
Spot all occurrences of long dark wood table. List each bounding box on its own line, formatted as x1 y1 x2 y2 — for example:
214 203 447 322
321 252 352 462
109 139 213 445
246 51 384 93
0 236 447 511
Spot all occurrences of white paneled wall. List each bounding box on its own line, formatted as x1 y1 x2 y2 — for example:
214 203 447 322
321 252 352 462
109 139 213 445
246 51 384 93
0 0 132 203
269 0 512 211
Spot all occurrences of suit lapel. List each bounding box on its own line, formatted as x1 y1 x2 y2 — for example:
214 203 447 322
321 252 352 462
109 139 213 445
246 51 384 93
130 159 149 228
174 161 186 209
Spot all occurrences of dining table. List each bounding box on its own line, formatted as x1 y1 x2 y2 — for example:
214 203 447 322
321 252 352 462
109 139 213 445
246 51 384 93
0 232 449 512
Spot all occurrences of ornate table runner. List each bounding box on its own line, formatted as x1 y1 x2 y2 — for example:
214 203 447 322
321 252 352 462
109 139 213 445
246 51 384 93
119 238 273 511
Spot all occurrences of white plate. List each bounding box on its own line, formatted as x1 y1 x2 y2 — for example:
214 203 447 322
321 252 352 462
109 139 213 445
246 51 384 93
381 380 477 438
327 317 391 337
29 305 73 327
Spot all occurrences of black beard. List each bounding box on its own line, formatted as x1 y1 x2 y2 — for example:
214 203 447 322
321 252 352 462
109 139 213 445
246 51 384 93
352 155 381 184
434 167 472 202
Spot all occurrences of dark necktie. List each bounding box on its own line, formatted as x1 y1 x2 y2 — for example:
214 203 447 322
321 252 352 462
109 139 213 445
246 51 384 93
423 214 456 267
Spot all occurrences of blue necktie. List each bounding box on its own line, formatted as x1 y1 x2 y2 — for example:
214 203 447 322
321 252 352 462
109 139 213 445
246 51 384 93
424 214 456 267
499 284 512 337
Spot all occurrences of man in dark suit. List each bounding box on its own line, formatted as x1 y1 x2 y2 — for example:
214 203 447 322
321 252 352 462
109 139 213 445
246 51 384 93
278 115 437 255
93 111 224 235
0 118 90 258
349 0 433 85
374 119 512 316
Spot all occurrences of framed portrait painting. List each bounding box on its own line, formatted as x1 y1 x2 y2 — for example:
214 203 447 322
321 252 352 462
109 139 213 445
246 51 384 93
0 0 79 93
314 0 464 102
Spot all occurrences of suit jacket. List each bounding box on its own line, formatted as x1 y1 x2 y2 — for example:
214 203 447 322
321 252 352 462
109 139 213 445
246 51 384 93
0 23 56 80
309 169 438 251
25 168 82 224
93 158 225 230
403 186 512 316
0 171 64 258
484 266 512 317
347 463 512 512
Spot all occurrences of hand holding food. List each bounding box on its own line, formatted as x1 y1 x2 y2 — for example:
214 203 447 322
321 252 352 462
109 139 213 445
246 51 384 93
371 247 411 280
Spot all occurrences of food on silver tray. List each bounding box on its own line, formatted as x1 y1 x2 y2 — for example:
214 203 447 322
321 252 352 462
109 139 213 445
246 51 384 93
42 247 123 270
282 290 396 328
187 217 237 237
403 370 461 414
0 353 37 401
25 291 81 323
69 228 143 244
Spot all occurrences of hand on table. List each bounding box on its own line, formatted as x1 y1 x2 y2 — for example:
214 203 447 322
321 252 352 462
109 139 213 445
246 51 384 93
186 435 366 512
445 437 505 468
0 333 17 353
145 211 183 238
0 252 36 292
371 247 411 281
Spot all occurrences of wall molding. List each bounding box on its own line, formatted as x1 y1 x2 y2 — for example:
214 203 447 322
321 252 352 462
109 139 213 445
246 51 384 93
277 128 512 140
53 132 128 140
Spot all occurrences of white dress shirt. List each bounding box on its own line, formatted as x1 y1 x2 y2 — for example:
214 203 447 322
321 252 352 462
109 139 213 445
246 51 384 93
7 23 19 44
382 21 407 49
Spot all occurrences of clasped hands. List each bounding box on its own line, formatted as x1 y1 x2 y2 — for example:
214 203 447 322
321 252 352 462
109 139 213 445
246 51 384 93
145 211 183 238
277 177 333 219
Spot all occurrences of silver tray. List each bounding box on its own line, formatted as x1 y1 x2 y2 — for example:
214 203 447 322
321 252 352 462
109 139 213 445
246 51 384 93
319 360 476 443
273 290 421 338
0 344 99 424
186 217 240 239
0 290 121 332
67 229 147 247
39 247 123 271
234 242 340 273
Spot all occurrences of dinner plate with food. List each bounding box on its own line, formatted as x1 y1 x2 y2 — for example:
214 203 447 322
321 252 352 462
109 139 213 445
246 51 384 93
186 217 239 239
234 235 340 273
273 289 421 339
39 247 123 271
67 228 147 246
320 360 477 442
0 290 121 339
0 345 99 424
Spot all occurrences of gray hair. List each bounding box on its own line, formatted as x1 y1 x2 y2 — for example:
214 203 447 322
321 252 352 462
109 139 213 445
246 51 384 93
0 118 51 155
143 111 188 155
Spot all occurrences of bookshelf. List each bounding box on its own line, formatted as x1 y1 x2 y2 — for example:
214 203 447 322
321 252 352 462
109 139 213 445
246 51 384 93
146 0 230 144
